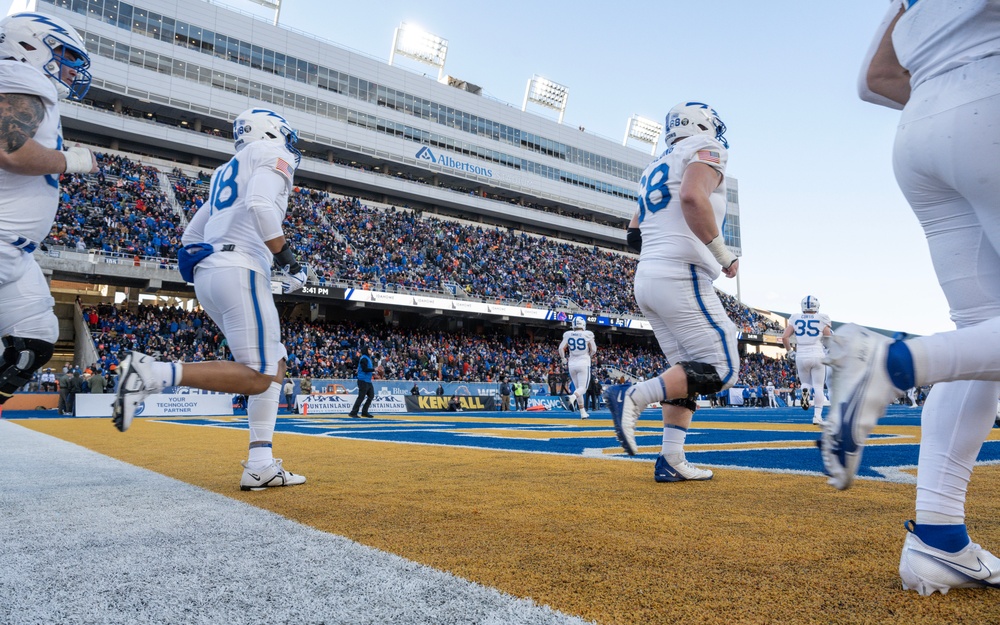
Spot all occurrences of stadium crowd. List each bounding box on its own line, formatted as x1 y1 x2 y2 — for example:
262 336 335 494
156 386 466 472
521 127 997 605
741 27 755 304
45 153 780 332
81 303 794 391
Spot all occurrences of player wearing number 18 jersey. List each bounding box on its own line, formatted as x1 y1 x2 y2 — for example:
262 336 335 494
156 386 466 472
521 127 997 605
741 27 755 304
559 317 597 419
782 296 832 425
113 107 307 492
605 102 739 483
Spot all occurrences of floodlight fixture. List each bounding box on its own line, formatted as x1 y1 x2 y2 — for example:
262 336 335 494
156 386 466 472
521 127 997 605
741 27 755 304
389 22 449 80
245 0 282 26
522 75 569 124
623 114 664 155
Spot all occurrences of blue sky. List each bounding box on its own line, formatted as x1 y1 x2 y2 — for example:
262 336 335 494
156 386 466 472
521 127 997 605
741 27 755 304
5 0 954 335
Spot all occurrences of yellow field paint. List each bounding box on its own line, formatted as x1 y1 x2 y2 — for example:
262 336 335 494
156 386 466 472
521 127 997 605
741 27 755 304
16 417 1000 625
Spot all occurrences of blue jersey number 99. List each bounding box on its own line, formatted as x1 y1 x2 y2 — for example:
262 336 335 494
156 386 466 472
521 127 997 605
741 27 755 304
569 337 588 351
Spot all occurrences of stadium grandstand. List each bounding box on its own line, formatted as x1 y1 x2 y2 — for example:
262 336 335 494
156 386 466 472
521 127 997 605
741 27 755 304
14 0 787 393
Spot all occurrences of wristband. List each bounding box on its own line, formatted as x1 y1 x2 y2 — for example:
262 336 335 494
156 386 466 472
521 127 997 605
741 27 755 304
272 241 302 274
706 236 737 268
63 147 93 174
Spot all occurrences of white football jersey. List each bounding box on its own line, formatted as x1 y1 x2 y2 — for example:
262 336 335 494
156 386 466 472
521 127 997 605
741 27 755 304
559 329 597 363
636 135 728 278
787 312 831 356
182 140 297 276
0 62 62 243
893 0 1000 90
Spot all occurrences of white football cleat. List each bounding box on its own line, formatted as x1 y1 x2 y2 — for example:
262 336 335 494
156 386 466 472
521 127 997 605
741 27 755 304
112 351 165 432
240 459 306 491
579 408 589 420
655 453 713 482
819 324 904 489
812 415 824 426
900 523 1000 595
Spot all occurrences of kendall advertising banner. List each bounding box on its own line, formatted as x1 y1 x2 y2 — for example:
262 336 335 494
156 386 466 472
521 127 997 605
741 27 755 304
404 395 497 412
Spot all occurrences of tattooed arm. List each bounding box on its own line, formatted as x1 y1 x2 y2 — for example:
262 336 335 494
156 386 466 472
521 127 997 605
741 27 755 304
0 92 95 175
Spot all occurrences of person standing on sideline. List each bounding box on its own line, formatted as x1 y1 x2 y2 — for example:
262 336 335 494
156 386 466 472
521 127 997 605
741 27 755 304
782 296 832 425
57 370 71 415
0 13 97 408
605 101 739 483
349 346 375 418
499 377 511 412
766 380 777 408
559 317 598 419
282 377 295 414
112 107 307 492
436 382 444 397
511 379 522 411
821 0 1000 595
587 375 602 412
89 368 106 394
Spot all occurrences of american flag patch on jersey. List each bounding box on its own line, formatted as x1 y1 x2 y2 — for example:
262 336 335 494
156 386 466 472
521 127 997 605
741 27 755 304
275 157 293 178
696 150 721 164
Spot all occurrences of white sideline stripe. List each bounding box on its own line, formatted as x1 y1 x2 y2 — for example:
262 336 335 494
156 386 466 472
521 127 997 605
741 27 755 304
0 421 592 625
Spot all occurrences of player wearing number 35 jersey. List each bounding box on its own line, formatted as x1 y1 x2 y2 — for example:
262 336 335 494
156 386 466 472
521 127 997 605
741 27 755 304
605 101 739 484
558 316 597 419
782 295 832 425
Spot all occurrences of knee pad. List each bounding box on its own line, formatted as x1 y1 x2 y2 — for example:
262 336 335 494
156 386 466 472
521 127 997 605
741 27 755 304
0 336 54 404
677 360 724 397
661 397 698 412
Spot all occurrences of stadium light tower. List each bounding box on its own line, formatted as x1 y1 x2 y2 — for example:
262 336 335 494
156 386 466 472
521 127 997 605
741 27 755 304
623 115 663 156
245 0 282 26
389 23 449 81
522 75 569 124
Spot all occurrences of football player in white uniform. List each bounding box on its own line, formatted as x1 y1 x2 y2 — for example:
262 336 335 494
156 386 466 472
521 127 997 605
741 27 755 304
0 13 96 406
782 296 832 425
113 108 307 492
820 0 1000 594
605 102 739 483
558 316 597 419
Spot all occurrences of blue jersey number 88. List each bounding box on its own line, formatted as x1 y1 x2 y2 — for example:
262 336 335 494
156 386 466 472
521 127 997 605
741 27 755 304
637 163 671 224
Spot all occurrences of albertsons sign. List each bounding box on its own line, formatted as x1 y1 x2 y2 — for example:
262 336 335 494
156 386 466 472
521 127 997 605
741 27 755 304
415 146 493 178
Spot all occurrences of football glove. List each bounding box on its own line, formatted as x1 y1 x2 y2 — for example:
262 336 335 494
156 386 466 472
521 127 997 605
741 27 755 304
279 265 308 294
786 351 796 364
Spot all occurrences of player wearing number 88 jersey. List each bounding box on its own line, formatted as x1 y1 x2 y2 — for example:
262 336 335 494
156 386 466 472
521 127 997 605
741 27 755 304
607 101 738 482
782 296 832 424
559 317 597 418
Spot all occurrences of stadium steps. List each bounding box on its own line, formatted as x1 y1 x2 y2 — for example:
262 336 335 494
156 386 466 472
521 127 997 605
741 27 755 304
159 170 189 227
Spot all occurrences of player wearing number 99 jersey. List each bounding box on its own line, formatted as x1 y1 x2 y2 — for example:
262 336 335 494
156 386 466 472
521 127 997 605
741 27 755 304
782 295 832 424
559 317 597 419
606 102 739 483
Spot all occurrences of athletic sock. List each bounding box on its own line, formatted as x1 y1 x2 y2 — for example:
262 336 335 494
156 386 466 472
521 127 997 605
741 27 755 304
149 361 181 390
247 381 280 469
660 424 687 457
914 523 971 553
886 339 915 391
629 376 668 406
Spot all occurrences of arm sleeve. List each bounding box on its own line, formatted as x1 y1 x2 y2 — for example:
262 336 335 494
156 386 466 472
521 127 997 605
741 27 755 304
245 163 290 242
360 357 375 373
558 335 568 357
858 0 907 109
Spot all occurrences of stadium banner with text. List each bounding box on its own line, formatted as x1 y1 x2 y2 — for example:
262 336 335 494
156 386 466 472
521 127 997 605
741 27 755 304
342 289 552 321
296 394 407 414
74 393 234 417
404 395 497 412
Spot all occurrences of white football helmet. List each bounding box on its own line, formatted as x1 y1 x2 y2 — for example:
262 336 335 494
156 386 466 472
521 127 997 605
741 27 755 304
0 12 91 100
801 295 820 313
233 107 300 154
664 101 728 148
572 317 586 331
